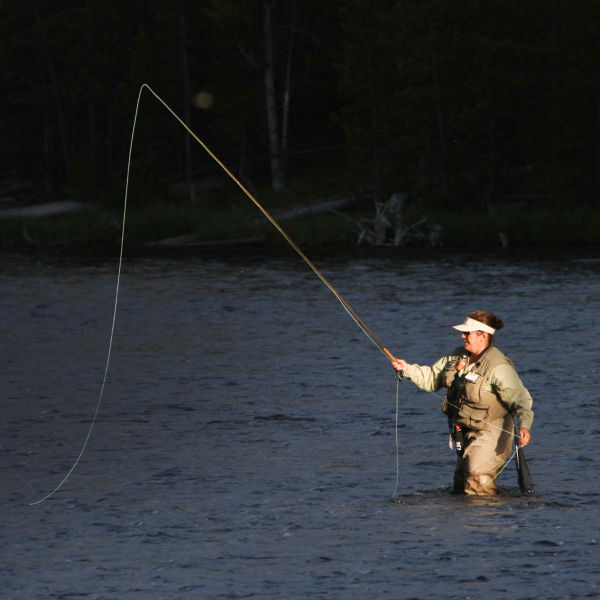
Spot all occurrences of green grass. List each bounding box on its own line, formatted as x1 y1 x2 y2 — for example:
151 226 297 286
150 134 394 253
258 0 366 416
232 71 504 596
2 195 600 251
404 203 600 247
0 201 262 250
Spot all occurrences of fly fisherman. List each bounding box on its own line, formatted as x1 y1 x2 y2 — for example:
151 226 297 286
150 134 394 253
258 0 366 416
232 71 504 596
390 311 534 495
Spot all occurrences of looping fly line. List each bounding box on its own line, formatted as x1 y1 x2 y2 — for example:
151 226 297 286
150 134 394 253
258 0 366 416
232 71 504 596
30 83 393 505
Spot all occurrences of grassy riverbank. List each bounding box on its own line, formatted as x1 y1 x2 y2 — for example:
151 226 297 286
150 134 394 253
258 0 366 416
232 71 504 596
1 193 600 251
404 202 600 248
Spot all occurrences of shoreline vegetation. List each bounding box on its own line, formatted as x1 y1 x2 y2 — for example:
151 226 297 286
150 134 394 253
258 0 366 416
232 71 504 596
1 188 600 253
5 4 600 259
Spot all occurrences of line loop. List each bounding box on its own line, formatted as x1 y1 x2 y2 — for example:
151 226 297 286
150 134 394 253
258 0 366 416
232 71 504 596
30 84 391 505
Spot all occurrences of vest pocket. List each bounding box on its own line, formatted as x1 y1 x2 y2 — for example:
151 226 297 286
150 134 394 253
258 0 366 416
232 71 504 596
456 402 489 430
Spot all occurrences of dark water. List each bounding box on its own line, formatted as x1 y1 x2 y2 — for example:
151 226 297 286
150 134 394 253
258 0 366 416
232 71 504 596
2 249 599 599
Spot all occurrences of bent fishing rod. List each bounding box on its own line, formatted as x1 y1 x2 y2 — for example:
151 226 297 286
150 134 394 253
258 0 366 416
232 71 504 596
134 84 395 362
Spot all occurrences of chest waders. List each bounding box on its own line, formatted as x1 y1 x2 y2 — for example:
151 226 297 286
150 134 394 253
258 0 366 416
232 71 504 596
442 346 529 494
443 347 536 494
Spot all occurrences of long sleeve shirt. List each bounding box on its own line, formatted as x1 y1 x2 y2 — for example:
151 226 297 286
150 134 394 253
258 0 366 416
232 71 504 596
404 352 534 430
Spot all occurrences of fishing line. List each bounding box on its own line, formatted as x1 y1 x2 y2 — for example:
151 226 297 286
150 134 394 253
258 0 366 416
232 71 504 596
392 377 401 499
30 83 395 505
391 373 522 496
29 93 132 507
134 84 394 362
489 446 519 485
397 372 520 439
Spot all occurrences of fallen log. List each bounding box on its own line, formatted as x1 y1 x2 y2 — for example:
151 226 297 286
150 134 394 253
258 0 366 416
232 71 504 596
151 234 264 248
252 197 351 224
0 200 87 219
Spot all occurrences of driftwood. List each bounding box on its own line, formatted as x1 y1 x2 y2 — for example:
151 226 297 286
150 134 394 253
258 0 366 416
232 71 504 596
353 192 445 247
0 182 34 202
151 234 264 248
0 200 87 219
154 197 351 247
252 197 351 224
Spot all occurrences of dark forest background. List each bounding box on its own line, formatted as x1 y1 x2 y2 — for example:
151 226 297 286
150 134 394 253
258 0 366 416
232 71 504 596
2 0 600 216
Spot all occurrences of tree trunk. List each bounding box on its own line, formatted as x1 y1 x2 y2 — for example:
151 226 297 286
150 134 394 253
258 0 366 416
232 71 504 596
88 100 97 188
41 102 52 198
263 0 285 191
596 98 600 204
31 0 70 188
367 52 380 200
484 75 497 206
280 0 297 185
427 16 448 190
179 6 195 202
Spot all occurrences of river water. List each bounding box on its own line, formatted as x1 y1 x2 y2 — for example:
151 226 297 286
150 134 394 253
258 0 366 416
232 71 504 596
2 248 599 599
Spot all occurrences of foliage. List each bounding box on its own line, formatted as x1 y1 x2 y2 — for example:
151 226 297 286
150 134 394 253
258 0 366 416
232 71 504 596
1 0 599 227
336 0 600 206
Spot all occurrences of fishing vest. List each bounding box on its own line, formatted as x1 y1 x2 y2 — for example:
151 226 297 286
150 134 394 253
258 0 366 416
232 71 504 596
441 345 511 430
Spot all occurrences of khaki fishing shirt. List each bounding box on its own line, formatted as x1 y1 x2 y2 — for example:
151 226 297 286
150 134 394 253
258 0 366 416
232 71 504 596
403 348 534 430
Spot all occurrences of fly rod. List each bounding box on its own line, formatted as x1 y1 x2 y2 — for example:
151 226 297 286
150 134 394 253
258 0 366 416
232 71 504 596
135 84 394 362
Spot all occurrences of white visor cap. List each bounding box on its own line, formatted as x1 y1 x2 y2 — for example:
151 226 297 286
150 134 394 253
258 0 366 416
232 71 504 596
452 317 496 335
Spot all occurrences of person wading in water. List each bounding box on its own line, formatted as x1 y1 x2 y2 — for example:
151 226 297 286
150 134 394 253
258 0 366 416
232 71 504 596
390 311 533 495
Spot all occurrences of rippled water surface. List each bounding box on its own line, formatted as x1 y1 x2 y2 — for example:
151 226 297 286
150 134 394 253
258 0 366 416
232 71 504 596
2 249 599 599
